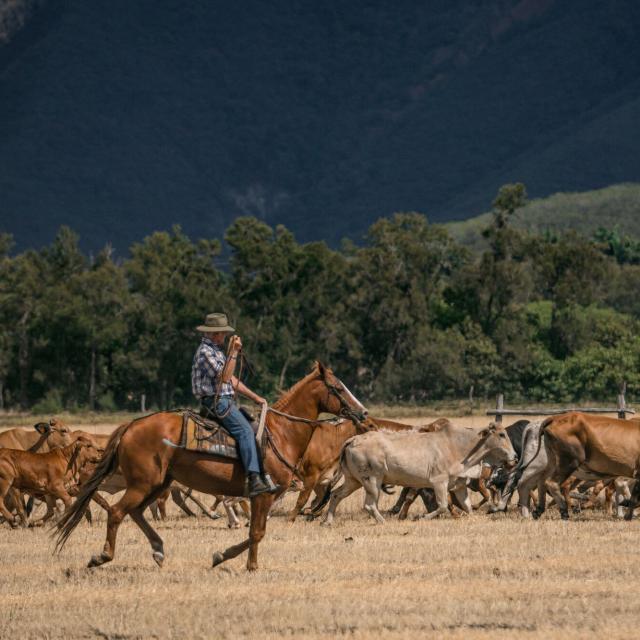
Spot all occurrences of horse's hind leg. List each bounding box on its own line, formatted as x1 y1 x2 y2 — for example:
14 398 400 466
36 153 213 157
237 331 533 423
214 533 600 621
130 509 166 567
88 487 148 568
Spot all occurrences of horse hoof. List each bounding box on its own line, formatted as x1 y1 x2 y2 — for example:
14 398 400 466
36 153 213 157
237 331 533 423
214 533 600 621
320 520 332 527
560 512 569 521
227 523 240 530
87 554 105 568
212 551 225 568
152 551 164 568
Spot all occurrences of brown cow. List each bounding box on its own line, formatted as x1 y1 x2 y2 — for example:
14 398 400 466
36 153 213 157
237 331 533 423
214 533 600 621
0 419 76 522
0 437 102 527
0 419 74 451
539 412 640 520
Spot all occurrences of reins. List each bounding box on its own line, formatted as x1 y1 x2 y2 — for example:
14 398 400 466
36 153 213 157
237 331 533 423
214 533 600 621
266 407 341 424
261 375 365 481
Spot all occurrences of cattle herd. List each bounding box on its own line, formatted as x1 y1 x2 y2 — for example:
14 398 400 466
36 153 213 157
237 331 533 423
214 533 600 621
0 410 639 554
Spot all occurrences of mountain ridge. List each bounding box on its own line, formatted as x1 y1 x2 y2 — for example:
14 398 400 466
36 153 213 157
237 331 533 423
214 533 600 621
1 1 640 251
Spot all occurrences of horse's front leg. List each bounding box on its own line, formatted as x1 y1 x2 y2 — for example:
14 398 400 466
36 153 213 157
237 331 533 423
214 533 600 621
247 493 275 571
211 493 275 571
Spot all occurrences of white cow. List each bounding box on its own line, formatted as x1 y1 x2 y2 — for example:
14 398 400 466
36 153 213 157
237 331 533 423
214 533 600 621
322 422 516 525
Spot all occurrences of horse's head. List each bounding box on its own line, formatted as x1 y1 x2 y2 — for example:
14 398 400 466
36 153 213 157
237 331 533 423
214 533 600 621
314 362 368 424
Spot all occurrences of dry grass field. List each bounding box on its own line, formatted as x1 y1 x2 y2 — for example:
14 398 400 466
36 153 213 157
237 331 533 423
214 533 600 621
1 414 640 639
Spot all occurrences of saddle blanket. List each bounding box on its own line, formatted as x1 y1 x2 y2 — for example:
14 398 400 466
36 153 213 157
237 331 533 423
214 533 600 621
180 409 258 460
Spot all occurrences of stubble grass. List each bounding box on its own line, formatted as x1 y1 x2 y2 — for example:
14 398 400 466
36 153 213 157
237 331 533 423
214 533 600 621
0 415 639 639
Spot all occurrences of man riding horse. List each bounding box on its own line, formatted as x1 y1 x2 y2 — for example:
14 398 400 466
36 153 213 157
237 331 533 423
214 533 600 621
192 312 279 498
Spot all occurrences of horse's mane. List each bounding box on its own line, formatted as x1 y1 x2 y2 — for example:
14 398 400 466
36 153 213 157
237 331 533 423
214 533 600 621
271 364 321 411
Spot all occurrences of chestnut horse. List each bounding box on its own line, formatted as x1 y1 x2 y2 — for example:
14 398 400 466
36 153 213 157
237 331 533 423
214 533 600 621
55 362 367 571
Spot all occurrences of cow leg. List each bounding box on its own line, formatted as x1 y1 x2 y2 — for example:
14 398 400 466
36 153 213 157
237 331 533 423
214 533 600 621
224 499 241 529
170 487 197 518
28 495 57 527
451 485 473 515
8 488 28 527
90 492 112 513
148 501 161 520
362 477 385 524
561 476 579 515
389 487 411 515
415 482 449 520
305 484 331 519
0 479 18 528
289 483 314 523
614 479 631 518
474 471 492 509
322 475 361 526
623 477 640 521
398 489 419 520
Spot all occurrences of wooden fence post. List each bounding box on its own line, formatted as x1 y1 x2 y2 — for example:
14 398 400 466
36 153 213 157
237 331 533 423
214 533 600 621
141 393 146 413
495 394 504 424
618 382 627 420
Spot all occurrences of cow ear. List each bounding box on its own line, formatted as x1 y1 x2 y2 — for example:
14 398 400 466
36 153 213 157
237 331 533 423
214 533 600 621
49 418 57 427
34 422 50 435
479 424 497 438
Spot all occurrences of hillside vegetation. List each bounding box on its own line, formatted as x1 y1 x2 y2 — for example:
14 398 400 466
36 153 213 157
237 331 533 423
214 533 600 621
447 183 640 249
2 185 640 411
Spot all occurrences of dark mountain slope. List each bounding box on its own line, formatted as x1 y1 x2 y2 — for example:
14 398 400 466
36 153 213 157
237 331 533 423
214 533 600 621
1 1 640 251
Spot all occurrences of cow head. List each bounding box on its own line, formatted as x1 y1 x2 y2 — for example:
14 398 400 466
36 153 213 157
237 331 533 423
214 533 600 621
67 436 104 480
33 418 74 448
476 423 517 467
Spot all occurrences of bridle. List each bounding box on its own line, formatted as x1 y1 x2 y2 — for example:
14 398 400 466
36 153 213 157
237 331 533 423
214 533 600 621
263 372 367 481
323 379 368 425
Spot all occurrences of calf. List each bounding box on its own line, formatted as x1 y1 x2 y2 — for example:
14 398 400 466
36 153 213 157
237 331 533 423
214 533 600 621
0 437 101 527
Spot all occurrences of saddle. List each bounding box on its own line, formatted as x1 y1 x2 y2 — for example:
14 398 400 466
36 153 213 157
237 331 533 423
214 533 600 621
180 408 259 460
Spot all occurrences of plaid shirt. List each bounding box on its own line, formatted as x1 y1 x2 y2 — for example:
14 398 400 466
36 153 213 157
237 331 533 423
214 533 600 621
191 337 234 399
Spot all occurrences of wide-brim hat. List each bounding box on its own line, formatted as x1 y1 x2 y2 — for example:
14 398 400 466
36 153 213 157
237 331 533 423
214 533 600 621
196 313 235 333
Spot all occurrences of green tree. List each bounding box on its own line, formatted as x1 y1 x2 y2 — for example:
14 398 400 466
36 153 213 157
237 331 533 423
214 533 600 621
123 226 230 408
347 212 466 398
225 217 351 393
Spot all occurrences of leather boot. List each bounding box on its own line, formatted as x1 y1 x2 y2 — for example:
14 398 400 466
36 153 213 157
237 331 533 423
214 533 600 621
248 472 278 497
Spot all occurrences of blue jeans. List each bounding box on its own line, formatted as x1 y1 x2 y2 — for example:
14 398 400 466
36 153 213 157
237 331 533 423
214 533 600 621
201 396 261 474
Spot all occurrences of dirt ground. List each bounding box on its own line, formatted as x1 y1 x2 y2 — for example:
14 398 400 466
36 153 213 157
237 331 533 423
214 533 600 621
1 415 639 639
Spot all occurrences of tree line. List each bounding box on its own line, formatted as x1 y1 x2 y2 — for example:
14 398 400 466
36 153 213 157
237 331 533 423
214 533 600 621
1 183 639 412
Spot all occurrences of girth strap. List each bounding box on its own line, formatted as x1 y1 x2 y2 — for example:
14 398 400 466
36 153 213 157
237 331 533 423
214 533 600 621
264 427 303 480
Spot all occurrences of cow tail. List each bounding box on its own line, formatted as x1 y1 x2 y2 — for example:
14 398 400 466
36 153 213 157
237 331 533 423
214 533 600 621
54 421 130 552
315 436 358 511
502 419 550 501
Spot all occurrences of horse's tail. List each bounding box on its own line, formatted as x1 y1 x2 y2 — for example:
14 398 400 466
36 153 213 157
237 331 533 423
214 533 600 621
54 421 131 552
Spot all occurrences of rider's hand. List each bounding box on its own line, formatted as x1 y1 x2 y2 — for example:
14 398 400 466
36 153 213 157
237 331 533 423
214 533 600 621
254 395 268 406
230 335 243 353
